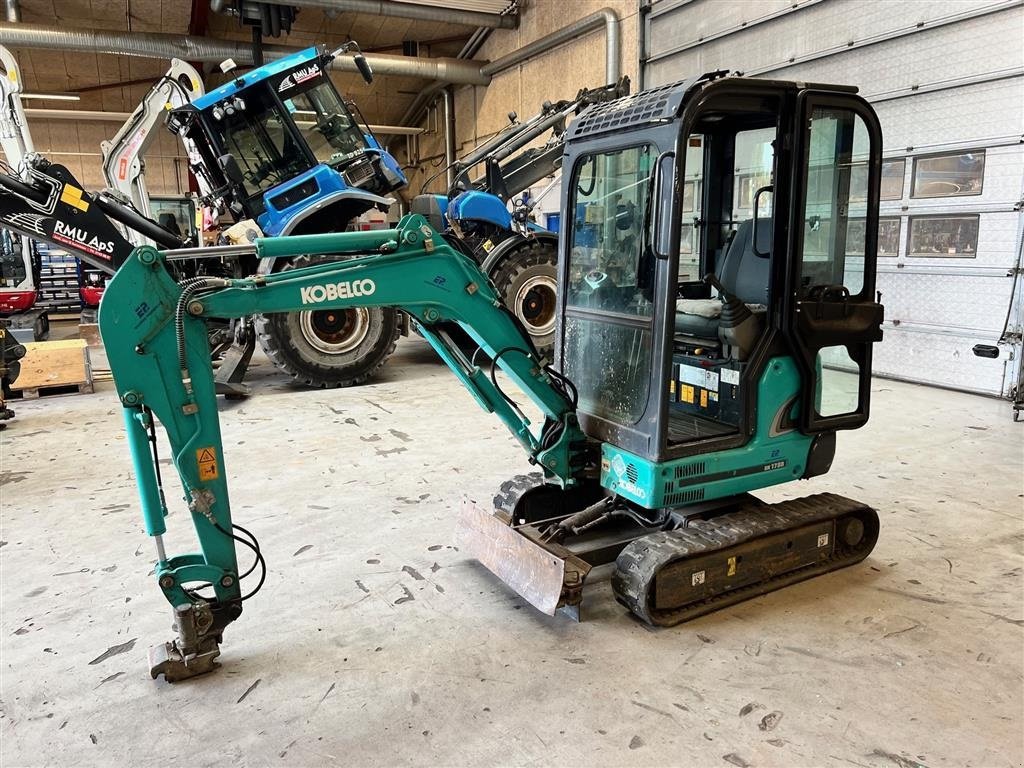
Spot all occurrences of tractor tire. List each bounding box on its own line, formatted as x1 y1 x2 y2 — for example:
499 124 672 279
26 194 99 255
254 254 399 388
489 239 558 358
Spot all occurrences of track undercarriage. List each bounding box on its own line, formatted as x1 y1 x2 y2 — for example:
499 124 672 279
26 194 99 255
458 474 879 625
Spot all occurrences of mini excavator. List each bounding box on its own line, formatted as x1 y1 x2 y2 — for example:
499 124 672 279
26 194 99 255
100 74 885 681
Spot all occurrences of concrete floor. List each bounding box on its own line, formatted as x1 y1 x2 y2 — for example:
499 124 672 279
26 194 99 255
1 334 1022 767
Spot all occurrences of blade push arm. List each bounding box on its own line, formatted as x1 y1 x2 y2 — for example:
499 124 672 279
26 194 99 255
99 214 585 679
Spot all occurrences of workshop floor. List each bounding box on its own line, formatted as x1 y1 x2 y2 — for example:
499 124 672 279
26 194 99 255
1 335 1022 768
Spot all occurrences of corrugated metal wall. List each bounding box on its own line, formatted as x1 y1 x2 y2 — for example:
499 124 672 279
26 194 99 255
644 0 1024 398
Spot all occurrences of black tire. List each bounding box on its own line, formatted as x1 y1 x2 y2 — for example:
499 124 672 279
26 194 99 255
489 239 558 357
254 254 399 388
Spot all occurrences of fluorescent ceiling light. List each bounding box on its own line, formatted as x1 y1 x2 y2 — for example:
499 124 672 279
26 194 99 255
21 92 81 102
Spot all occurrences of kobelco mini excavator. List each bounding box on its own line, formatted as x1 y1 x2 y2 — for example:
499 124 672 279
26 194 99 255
100 73 885 681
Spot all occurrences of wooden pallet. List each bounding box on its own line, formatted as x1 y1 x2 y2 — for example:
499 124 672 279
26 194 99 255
11 338 93 399
19 381 95 400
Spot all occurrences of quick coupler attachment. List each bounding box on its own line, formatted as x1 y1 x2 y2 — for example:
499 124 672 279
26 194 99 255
148 598 242 682
149 602 221 682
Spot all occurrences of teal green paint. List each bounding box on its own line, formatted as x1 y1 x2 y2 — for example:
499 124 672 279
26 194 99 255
156 554 237 606
100 245 241 602
122 407 167 537
255 226 402 260
601 357 813 509
99 217 584 614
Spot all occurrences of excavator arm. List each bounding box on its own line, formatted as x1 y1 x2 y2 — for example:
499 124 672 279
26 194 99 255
100 58 206 245
99 213 586 681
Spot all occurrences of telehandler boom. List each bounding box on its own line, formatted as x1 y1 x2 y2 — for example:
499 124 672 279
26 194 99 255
101 74 886 681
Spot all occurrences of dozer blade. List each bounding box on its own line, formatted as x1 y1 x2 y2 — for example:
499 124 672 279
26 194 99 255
456 501 591 617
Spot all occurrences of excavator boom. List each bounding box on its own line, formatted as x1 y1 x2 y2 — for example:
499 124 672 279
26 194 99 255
99 214 586 680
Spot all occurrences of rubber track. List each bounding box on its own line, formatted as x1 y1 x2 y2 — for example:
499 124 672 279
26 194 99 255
611 493 879 626
492 473 544 522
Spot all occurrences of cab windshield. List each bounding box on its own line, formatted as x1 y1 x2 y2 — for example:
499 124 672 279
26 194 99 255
283 80 369 166
562 144 656 426
150 197 198 240
215 87 312 201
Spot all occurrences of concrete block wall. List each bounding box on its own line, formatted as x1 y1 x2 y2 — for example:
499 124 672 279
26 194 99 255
25 117 189 196
398 0 640 201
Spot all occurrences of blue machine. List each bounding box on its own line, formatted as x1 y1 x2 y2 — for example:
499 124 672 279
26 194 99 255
446 189 513 232
169 46 406 238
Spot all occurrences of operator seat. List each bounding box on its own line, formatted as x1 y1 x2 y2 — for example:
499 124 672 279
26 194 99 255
158 213 182 238
675 218 771 338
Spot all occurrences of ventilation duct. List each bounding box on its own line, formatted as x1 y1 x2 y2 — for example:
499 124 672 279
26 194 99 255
0 22 490 85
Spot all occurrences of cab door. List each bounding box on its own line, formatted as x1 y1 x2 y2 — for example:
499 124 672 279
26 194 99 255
785 91 885 432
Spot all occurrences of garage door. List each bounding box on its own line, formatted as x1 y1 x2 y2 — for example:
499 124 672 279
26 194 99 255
644 0 1024 399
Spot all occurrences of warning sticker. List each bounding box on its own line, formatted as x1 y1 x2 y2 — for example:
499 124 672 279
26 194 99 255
700 389 708 409
720 367 740 386
678 363 719 391
691 570 706 587
196 447 219 481
681 384 695 404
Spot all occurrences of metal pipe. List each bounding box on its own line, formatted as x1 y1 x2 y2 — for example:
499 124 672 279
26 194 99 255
398 80 450 128
0 22 490 85
481 7 620 83
637 0 647 91
455 110 551 171
0 170 49 205
162 243 258 261
95 192 184 249
442 87 456 189
154 534 167 563
4 0 19 23
458 27 488 59
401 8 620 130
256 0 517 29
395 27 489 129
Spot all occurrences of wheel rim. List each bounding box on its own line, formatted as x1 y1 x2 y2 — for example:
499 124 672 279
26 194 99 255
514 275 557 337
298 308 371 354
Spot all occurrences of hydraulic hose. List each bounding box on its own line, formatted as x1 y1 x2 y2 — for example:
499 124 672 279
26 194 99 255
174 277 230 373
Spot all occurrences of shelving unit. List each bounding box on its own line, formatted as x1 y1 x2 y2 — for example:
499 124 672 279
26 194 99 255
33 242 82 317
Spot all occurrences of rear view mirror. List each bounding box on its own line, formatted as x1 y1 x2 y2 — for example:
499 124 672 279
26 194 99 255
218 153 244 186
353 53 373 84
331 41 374 84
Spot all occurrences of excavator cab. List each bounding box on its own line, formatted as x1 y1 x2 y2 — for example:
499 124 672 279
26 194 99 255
558 75 884 469
463 75 886 622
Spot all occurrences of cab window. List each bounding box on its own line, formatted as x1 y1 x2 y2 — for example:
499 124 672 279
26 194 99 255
566 144 655 317
563 144 655 426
